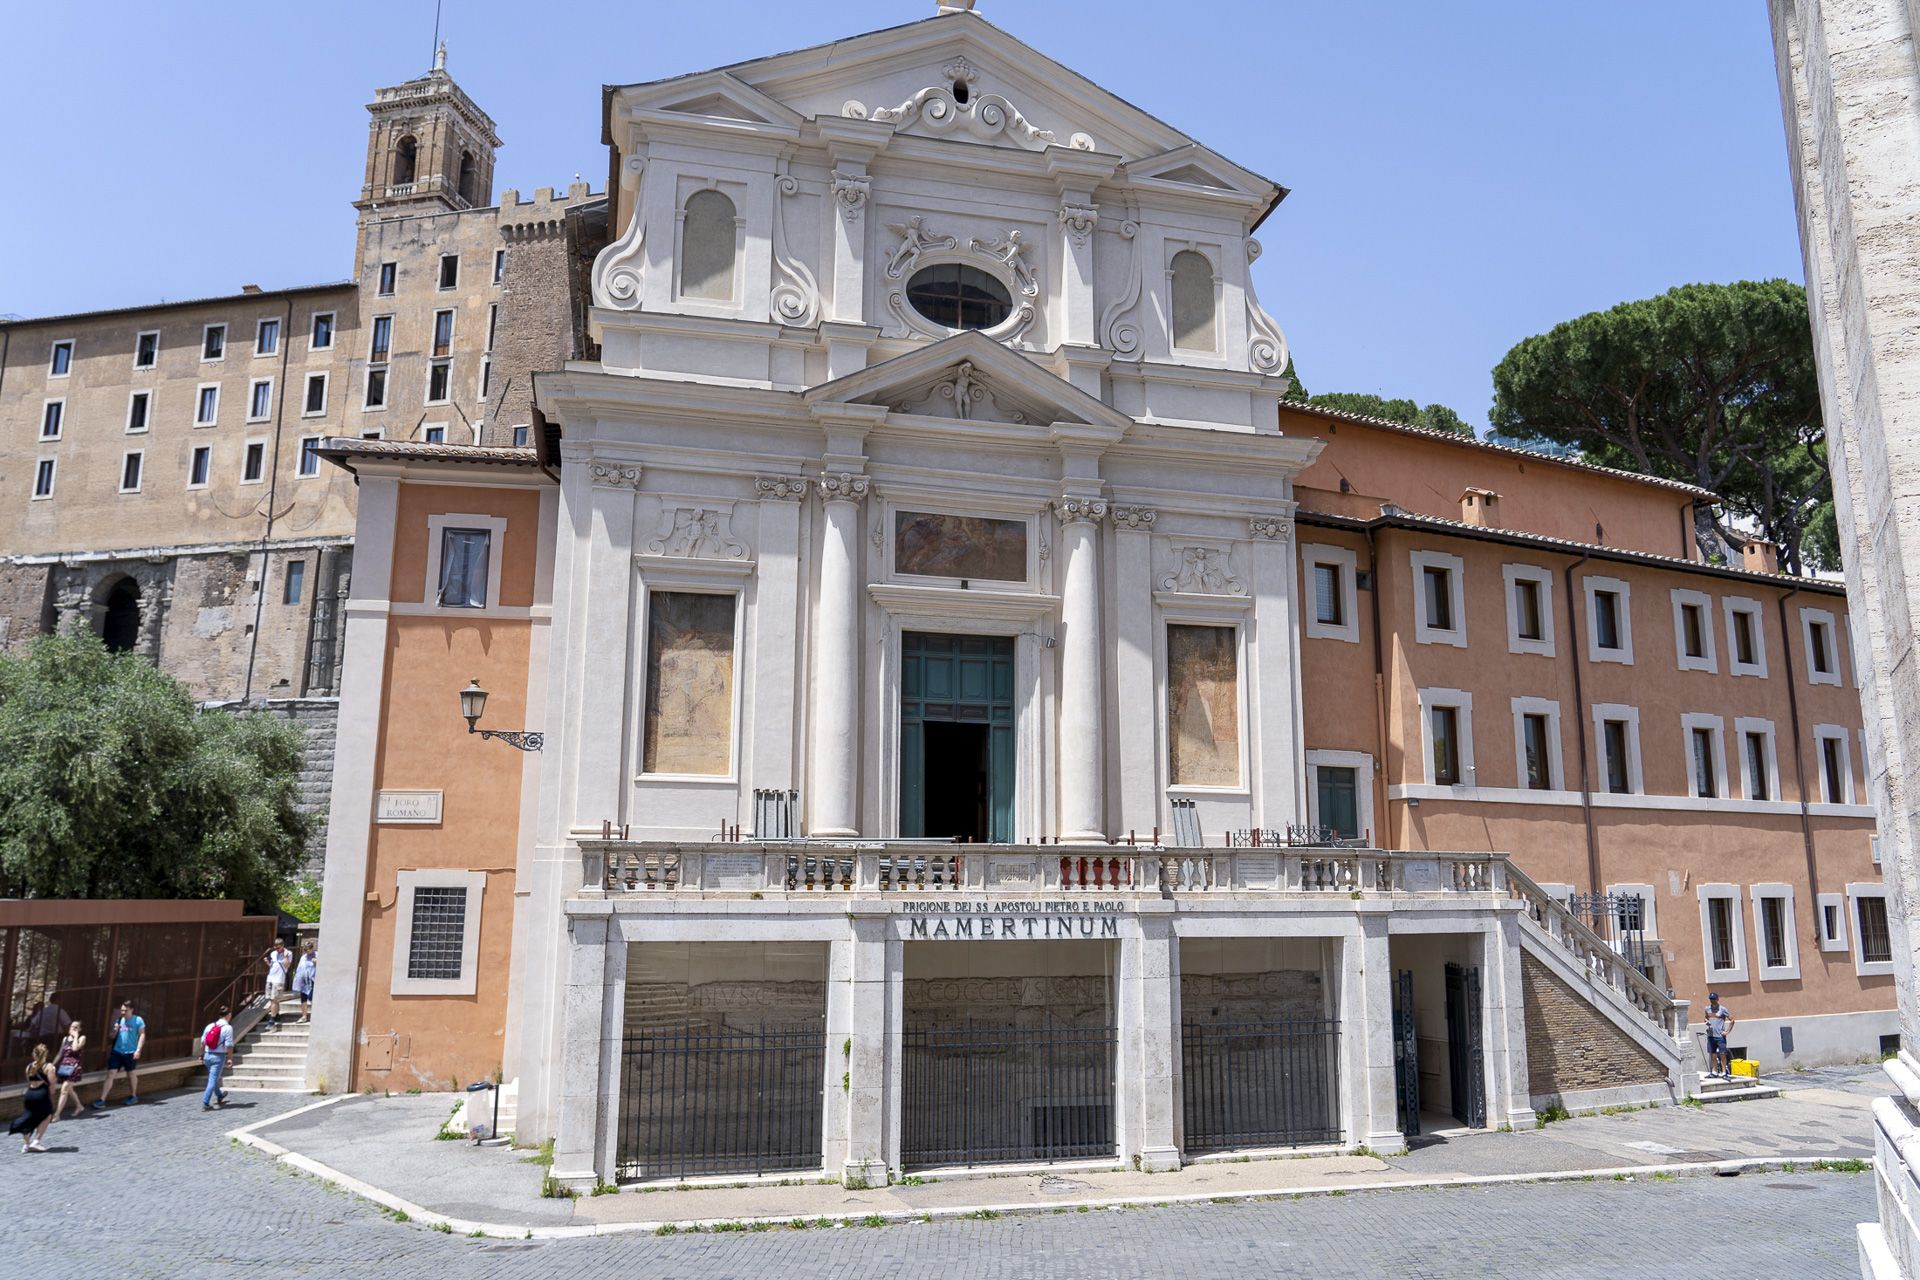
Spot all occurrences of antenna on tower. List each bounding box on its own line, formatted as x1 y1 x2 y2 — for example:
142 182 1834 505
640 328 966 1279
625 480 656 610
430 0 443 71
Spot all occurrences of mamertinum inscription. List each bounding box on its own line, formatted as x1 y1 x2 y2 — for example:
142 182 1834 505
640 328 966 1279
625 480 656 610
899 899 1124 940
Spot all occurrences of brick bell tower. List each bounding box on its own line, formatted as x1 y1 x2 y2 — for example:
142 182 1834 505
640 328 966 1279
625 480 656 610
356 42 502 219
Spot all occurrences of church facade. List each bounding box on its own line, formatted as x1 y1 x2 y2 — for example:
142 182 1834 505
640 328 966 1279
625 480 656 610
311 5 1880 1190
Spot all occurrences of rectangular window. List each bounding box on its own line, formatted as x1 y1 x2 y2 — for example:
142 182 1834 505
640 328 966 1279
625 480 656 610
1514 577 1543 642
1726 599 1766 676
1523 713 1552 790
433 309 454 357
1412 551 1466 646
1761 896 1789 970
1681 602 1705 658
1859 896 1892 965
479 357 491 400
203 324 226 360
249 378 273 421
427 360 451 403
310 312 334 350
1822 901 1844 950
297 436 321 476
492 248 506 284
1692 726 1718 798
303 372 327 416
405 886 469 980
486 302 499 351
511 424 530 447
364 368 388 409
1708 897 1736 971
1314 562 1344 627
284 559 306 605
196 385 219 425
642 591 738 775
1594 590 1622 650
189 445 211 488
40 400 62 440
242 441 265 483
1316 765 1360 839
1603 719 1632 794
1430 705 1460 785
32 459 54 499
437 528 492 608
438 254 459 290
1745 730 1771 800
1423 566 1453 633
255 317 279 356
1802 608 1843 687
119 451 142 493
134 331 158 368
423 426 446 444
1167 623 1241 787
369 315 392 363
49 340 72 376
377 262 396 295
1304 545 1360 643
1821 734 1849 803
127 391 150 433
1734 612 1755 665
1810 620 1832 674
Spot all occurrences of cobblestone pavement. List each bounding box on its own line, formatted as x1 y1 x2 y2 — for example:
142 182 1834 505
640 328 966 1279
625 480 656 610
0 1086 1877 1279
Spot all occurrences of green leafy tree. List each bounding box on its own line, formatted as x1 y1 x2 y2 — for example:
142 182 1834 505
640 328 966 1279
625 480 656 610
1490 280 1832 573
1281 356 1309 401
0 628 311 911
1308 391 1473 436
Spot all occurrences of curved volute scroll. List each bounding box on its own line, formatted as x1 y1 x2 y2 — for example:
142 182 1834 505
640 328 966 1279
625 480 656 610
1244 238 1289 377
591 156 648 310
770 173 821 327
842 58 1097 153
1100 213 1145 361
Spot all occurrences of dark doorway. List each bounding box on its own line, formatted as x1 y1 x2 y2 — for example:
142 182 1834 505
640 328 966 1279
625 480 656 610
101 579 141 653
922 721 989 841
1443 963 1486 1128
1392 968 1420 1137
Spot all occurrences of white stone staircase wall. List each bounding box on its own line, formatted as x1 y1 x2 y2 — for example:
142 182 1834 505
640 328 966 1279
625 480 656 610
220 1013 313 1093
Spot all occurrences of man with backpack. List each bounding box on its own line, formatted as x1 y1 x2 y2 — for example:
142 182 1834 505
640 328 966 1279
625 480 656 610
200 1007 233 1111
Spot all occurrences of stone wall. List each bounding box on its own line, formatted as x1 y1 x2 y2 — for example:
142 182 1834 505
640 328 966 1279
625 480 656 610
487 184 604 445
224 697 339 875
1520 952 1668 1096
0 561 49 649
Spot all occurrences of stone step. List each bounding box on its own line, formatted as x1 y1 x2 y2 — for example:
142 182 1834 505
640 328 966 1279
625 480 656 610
1693 1078 1782 1103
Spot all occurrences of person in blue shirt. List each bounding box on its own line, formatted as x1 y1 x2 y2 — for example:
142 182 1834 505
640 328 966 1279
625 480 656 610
91 1001 146 1109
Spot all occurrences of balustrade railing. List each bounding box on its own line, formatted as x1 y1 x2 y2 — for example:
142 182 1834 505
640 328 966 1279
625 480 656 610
1504 862 1689 1043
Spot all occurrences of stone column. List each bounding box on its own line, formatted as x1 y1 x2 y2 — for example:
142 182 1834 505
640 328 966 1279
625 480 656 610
810 472 869 837
1346 915 1405 1151
1056 494 1108 842
840 912 895 1186
1117 907 1180 1171
1110 506 1159 839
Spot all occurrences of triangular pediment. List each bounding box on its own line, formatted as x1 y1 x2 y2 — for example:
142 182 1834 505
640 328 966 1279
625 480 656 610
806 331 1133 434
1123 143 1278 200
627 71 805 132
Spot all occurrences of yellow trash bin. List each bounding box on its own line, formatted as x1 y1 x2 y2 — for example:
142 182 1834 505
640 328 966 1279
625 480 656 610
1730 1058 1759 1079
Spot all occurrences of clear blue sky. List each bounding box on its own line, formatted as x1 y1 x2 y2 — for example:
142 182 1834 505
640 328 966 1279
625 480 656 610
0 1 1802 430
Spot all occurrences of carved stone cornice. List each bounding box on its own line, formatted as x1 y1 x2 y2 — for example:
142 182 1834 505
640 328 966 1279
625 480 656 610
816 472 872 503
1248 515 1292 542
831 171 871 224
1054 496 1109 526
755 476 808 501
1059 202 1099 248
1108 504 1157 531
588 461 643 490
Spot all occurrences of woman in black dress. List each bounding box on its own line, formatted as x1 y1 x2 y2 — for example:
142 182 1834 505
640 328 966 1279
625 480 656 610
10 1043 54 1153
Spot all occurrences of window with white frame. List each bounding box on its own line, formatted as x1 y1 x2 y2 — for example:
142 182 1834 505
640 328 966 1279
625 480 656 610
1725 597 1767 677
390 870 486 996
247 378 273 422
1585 575 1633 664
40 399 63 440
492 247 506 285
423 425 446 444
1418 687 1474 786
202 323 226 361
48 339 73 377
255 317 279 356
432 308 454 358
1502 564 1555 657
303 371 327 416
377 261 396 295
118 450 143 494
369 314 393 364
310 311 335 350
1848 883 1893 975
1750 884 1800 980
31 458 55 500
241 440 266 484
133 330 158 369
1801 607 1842 686
297 436 321 477
1410 550 1466 647
511 424 530 447
188 445 211 489
126 390 150 434
1734 717 1779 802
426 360 451 404
425 513 507 610
1301 544 1359 643
479 357 492 401
1306 749 1374 842
1606 882 1659 939
1815 725 1855 804
1680 713 1727 800
195 384 219 426
1511 696 1563 791
1592 703 1643 795
1671 588 1717 673
1816 891 1848 953
1697 885 1749 983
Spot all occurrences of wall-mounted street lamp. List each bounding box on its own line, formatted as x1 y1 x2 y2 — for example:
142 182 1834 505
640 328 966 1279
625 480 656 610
460 678 544 752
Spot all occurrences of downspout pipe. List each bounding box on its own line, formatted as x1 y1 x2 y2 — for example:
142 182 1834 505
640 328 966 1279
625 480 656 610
241 297 296 703
1562 548 1600 893
1776 585 1819 893
1365 525 1394 849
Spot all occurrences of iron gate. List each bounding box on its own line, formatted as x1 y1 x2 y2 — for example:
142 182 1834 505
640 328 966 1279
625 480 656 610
902 1017 1115 1167
1393 970 1420 1137
1181 1018 1342 1152
1443 963 1486 1129
616 1022 825 1181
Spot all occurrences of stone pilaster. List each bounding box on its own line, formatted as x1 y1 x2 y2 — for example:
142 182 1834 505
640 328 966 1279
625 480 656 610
810 471 870 836
1055 493 1108 842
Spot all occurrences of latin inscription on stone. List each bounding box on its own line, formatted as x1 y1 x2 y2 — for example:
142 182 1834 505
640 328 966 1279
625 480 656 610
988 856 1037 887
705 852 764 890
1403 859 1442 891
376 790 442 824
1236 853 1280 888
899 899 1124 941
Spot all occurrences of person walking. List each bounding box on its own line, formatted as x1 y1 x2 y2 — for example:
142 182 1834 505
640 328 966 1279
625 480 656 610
200 1008 233 1111
50 1021 86 1122
292 941 316 1024
92 1001 145 1108
1703 993 1736 1079
10 1044 55 1153
263 939 294 1029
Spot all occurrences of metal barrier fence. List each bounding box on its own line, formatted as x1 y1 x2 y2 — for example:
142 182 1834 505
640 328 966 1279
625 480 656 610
615 1022 826 1182
1 903 275 1080
1180 1017 1342 1153
902 1017 1117 1168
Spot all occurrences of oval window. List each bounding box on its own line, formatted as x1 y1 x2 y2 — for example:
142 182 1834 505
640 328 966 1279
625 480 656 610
905 263 1013 331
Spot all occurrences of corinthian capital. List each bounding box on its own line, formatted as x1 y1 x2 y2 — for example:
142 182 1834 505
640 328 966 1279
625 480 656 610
1054 495 1109 526
1108 504 1156 531
816 471 872 503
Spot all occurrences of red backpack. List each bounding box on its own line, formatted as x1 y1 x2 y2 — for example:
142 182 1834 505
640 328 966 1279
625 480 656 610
203 1022 222 1050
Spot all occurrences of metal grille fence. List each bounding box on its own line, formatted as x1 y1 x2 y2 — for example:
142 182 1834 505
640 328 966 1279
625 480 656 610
1181 1017 1342 1153
902 1017 1116 1168
616 1022 825 1182
405 887 468 980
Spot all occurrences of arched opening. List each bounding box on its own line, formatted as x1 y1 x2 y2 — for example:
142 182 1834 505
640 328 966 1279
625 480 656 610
1170 249 1217 351
680 190 738 301
393 135 418 186
101 578 141 653
458 150 476 204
